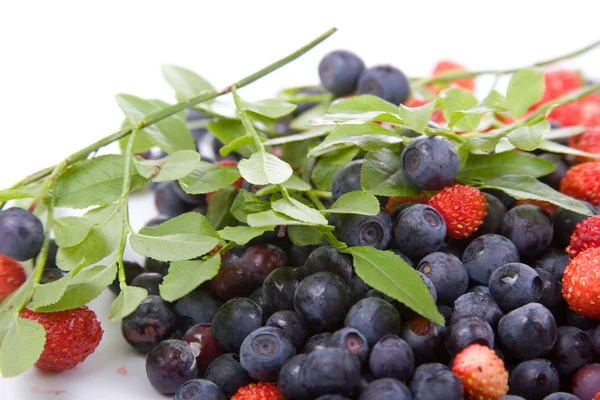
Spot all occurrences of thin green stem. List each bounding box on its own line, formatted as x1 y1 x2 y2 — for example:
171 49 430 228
307 190 326 211
311 190 332 198
232 85 265 152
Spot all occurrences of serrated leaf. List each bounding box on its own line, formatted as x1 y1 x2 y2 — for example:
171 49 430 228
178 161 241 194
130 233 218 262
116 94 195 153
449 90 510 128
109 285 148 322
206 119 254 158
325 191 380 215
311 148 360 191
0 189 34 202
288 225 325 246
361 149 421 197
0 318 46 377
218 226 275 245
462 131 506 154
507 120 550 151
0 278 33 313
139 211 219 239
230 190 270 223
398 98 444 133
290 101 330 131
161 64 215 103
538 139 600 159
256 175 311 196
247 210 319 227
441 88 480 131
160 256 221 302
55 155 147 209
35 264 117 312
29 260 87 310
480 175 593 216
272 197 328 225
507 68 545 119
238 152 293 185
329 94 399 114
206 187 239 230
346 247 444 325
311 111 403 126
53 203 121 248
243 98 296 119
308 123 403 158
457 151 556 181
133 150 200 182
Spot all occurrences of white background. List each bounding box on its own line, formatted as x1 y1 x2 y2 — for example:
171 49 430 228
1 1 600 398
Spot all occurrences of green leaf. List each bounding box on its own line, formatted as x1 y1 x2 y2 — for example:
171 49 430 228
311 148 360 191
29 259 86 310
308 123 403 158
247 210 319 227
256 175 312 196
55 155 147 209
326 191 380 215
0 278 33 314
53 216 94 248
206 187 239 230
206 119 254 158
218 226 275 245
398 98 444 133
238 152 293 185
507 68 545 119
0 311 14 331
457 151 556 181
288 225 325 246
108 285 148 322
543 126 586 141
507 120 550 151
0 318 46 377
0 189 34 202
441 88 480 131
538 139 600 159
361 149 421 197
346 247 444 325
160 256 221 302
243 98 296 119
133 150 200 182
272 197 328 225
130 233 218 262
179 161 241 194
230 190 270 223
140 211 220 239
480 175 594 216
462 131 506 154
116 94 195 153
161 64 215 103
329 94 399 114
311 109 402 126
449 90 510 128
290 101 330 131
35 264 117 312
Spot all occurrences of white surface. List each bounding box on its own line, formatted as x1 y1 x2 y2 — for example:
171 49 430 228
1 0 600 398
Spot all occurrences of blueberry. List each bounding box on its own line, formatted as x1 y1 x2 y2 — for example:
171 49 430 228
304 246 353 283
318 50 365 97
565 308 599 331
571 363 600 400
154 181 197 218
437 305 453 327
502 205 553 258
335 209 392 250
171 180 207 207
211 298 262 353
248 287 267 313
174 379 226 400
499 396 527 400
183 323 225 376
417 252 468 305
553 201 596 248
508 359 559 400
204 354 251 396
446 315 494 355
489 263 543 312
345 297 402 346
473 193 508 237
401 135 459 190
266 310 309 349
40 267 65 284
595 325 600 356
409 367 463 400
548 326 595 376
109 261 143 295
145 340 198 395
130 272 163 296
359 378 411 400
535 268 564 309
358 65 410 105
278 354 311 400
328 327 370 364
393 249 415 267
41 239 58 270
331 159 363 202
462 234 520 285
303 333 333 354
121 295 177 352
240 244 287 287
539 153 568 189
452 292 503 330
498 303 557 360
294 272 350 333
315 396 352 400
301 347 362 396
542 393 580 400
212 254 254 300
394 204 447 259
0 207 44 261
409 363 450 392
483 189 516 209
349 275 371 305
175 290 222 334
534 249 570 279
262 267 300 314
289 243 318 268
368 334 415 381
239 326 296 381
144 256 170 276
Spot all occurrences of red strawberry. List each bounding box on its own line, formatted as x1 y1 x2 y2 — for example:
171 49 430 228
0 254 26 301
530 70 584 126
452 343 509 400
547 101 582 127
385 193 429 214
428 184 487 239
572 128 600 163
206 160 244 203
513 199 557 215
21 306 103 372
560 162 600 206
427 60 475 94
567 215 600 258
562 246 600 319
580 93 600 123
231 382 281 400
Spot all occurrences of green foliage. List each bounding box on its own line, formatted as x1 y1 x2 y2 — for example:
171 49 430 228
109 285 148 322
161 64 215 103
361 149 421 197
133 150 200 182
238 152 294 185
206 187 239 230
179 161 241 194
218 226 275 245
457 151 556 181
160 256 221 302
325 191 380 215
230 190 270 223
507 68 545 118
0 318 46 377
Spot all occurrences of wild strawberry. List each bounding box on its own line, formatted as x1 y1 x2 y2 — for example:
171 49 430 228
20 306 103 372
452 343 509 400
513 199 557 215
0 254 26 301
562 246 600 319
231 382 281 400
547 101 582 127
385 193 429 214
567 215 600 258
405 98 445 123
427 60 475 94
206 160 244 202
560 162 600 206
541 69 582 101
580 93 600 123
428 184 487 239
572 127 600 163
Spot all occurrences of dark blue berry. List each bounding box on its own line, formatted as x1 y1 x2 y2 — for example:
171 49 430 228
212 254 254 300
145 339 198 395
498 303 557 360
171 180 207 207
328 327 369 364
548 326 595 376
315 396 352 400
358 65 410 105
345 297 402 346
289 244 318 268
204 354 251 397
334 209 392 250
393 249 415 267
400 135 459 190
473 193 507 237
565 308 599 331
331 160 363 202
304 246 353 283
41 239 58 270
239 326 296 381
40 267 65 284
393 204 447 259
303 333 332 354
409 366 463 400
452 291 503 330
542 393 580 400
438 242 463 259
109 261 143 294
535 268 564 309
534 249 570 279
248 287 267 313
301 347 362 396
0 207 44 261
368 334 414 381
294 272 350 333
483 189 515 209
489 263 543 312
130 272 163 296
595 325 600 356
349 275 371 305
144 256 169 276
462 234 520 285
502 205 553 258
508 359 559 400
154 181 197 218
409 363 450 392
539 153 568 190
417 252 469 305
571 363 600 400
262 267 300 314
499 396 527 400
174 289 222 333
266 310 309 350
278 354 311 400
358 378 411 400
446 315 494 355
121 295 177 352
174 379 225 400
553 201 597 248
318 50 365 97
211 298 262 353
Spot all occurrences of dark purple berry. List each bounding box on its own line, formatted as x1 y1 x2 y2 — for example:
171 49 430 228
266 310 308 350
240 326 296 381
446 315 494 355
328 327 369 364
489 263 543 312
301 347 362 396
462 234 520 285
508 358 559 400
502 205 553 258
417 252 469 305
212 254 253 300
145 339 198 395
359 378 411 400
400 316 447 365
345 297 402 346
452 292 503 329
334 209 393 250
278 354 311 400
394 204 447 259
183 323 225 376
548 326 595 376
211 298 262 353
304 246 353 283
358 65 410 105
121 295 177 352
0 207 44 261
174 379 225 400
318 50 365 97
241 244 287 287
262 267 300 314
130 272 163 296
175 289 222 334
303 333 332 354
109 261 143 295
368 334 415 382
204 354 251 396
400 136 459 190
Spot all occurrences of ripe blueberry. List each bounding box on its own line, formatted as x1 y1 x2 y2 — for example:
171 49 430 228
358 65 410 105
393 204 447 259
174 379 226 400
145 339 198 395
318 50 365 97
489 263 543 312
417 252 469 305
334 209 392 250
462 234 520 285
502 204 553 258
345 297 402 346
204 353 251 396
211 297 262 353
0 207 44 261
400 136 459 190
239 326 296 381
121 295 177 353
